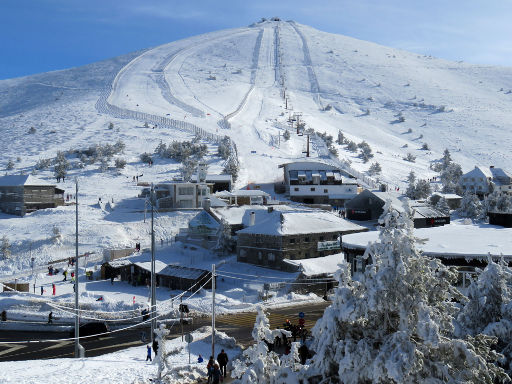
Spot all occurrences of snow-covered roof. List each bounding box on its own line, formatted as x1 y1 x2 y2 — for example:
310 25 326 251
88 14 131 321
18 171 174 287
134 260 168 274
412 205 447 219
369 191 405 212
432 192 462 200
283 253 345 276
188 210 219 230
342 223 512 259
463 166 492 179
107 259 133 268
158 264 208 279
278 160 339 169
0 175 53 187
215 189 270 198
237 210 367 236
190 174 232 182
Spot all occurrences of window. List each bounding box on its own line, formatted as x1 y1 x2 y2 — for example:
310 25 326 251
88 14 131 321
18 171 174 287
268 253 275 261
239 249 246 258
294 187 299 192
305 237 310 242
464 178 468 182
178 187 194 195
319 236 324 241
311 187 316 191
289 238 295 244
471 178 475 182
258 252 262 261
324 189 328 193
478 186 482 190
305 252 310 258
179 200 193 208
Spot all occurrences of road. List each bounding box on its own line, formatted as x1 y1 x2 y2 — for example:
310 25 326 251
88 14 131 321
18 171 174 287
0 301 329 361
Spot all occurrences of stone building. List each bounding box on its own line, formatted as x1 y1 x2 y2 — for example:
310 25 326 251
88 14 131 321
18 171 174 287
236 208 367 270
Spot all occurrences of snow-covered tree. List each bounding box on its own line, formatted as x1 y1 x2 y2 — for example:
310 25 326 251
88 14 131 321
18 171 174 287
215 218 236 255
368 162 382 176
346 141 357 152
53 151 70 182
459 192 484 220
457 258 512 376
442 148 452 169
1 236 11 259
114 158 126 169
441 162 463 194
336 130 344 145
305 200 507 383
403 153 416 162
223 157 239 182
358 141 373 163
218 136 232 160
6 160 14 170
407 170 416 185
283 130 290 141
232 306 281 383
435 197 450 215
414 179 432 200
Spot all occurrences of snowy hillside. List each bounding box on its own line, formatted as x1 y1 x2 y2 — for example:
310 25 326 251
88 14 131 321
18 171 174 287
0 19 511 274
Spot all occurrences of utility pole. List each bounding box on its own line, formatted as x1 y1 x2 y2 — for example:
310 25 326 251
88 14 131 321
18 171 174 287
211 264 216 359
74 179 80 358
180 296 184 342
150 184 156 343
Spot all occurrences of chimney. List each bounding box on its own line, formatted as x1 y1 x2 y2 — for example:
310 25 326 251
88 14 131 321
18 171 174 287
490 165 495 169
249 211 255 226
203 197 211 211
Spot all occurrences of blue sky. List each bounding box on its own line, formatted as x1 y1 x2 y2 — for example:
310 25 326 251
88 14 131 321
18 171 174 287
1 0 511 79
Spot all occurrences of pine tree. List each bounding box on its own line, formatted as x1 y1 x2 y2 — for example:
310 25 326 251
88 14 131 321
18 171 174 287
442 148 452 169
368 162 382 176
336 130 344 145
1 236 11 259
53 151 70 182
223 157 239 182
435 197 450 214
215 218 236 255
306 200 507 383
459 192 484 220
407 171 416 185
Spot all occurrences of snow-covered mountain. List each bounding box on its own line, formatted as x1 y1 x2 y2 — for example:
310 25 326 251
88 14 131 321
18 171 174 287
1 19 511 273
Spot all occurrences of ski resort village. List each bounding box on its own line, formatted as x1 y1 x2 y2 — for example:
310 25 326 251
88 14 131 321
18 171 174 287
1 11 512 384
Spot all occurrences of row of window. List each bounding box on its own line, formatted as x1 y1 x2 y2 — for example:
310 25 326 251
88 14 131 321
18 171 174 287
293 187 353 193
289 234 338 243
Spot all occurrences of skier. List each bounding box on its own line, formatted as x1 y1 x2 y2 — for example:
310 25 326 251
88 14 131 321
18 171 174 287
40 286 44 295
63 270 67 281
52 283 56 296
146 345 152 362
217 349 228 377
48 311 53 324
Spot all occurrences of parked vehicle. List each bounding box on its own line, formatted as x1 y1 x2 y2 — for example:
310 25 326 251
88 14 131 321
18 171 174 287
69 322 110 338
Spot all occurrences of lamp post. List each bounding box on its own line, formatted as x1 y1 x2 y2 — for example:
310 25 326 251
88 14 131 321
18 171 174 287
150 184 156 343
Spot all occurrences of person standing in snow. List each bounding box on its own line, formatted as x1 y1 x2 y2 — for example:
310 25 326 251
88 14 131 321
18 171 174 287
40 286 44 295
197 354 204 363
48 311 53 324
207 356 215 383
63 270 67 281
146 345 152 361
217 349 228 377
211 364 222 384
52 283 56 296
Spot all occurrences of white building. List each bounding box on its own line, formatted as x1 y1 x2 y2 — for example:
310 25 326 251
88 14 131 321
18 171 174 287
459 166 512 196
279 160 360 206
459 166 492 196
214 189 270 206
154 181 211 209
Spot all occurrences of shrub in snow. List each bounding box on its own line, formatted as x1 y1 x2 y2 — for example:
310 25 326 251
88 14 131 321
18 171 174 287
485 192 512 213
52 226 62 244
218 136 232 160
1 236 11 259
368 162 382 176
305 200 508 383
108 122 114 130
144 122 149 128
403 153 416 163
6 160 14 170
28 126 36 134
346 141 357 152
458 192 484 220
421 143 430 150
358 141 373 163
407 128 413 133
139 152 153 165
114 158 127 169
35 158 52 170
283 130 290 141
323 104 332 111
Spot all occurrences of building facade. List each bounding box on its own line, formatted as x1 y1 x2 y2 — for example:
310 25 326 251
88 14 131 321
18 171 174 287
154 181 211 209
279 161 360 206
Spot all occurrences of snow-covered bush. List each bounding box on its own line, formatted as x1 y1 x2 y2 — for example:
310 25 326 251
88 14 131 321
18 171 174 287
35 158 52 170
346 141 357 152
283 130 290 141
435 197 450 214
358 141 373 163
139 152 152 165
114 158 127 169
53 151 70 182
108 122 114 130
305 200 508 383
336 130 344 145
28 126 36 134
421 143 430 150
218 136 232 160
403 153 416 162
223 157 239 182
485 192 512 213
6 160 14 170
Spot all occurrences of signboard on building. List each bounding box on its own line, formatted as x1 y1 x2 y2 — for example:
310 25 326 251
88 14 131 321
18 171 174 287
317 239 340 251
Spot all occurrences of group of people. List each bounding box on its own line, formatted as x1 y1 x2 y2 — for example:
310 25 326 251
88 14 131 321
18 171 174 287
198 349 229 383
